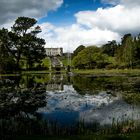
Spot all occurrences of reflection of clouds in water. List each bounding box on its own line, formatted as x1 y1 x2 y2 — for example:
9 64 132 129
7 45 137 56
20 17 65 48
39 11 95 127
37 85 140 126
38 85 120 113
79 100 140 125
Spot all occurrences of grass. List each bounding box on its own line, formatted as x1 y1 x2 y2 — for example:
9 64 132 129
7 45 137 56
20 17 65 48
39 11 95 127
7 134 140 140
2 69 140 76
72 69 140 76
0 73 20 76
1 116 140 139
21 70 51 74
42 57 51 69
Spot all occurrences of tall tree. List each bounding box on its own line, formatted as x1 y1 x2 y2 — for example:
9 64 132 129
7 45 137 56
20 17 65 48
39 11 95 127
101 40 118 57
121 34 133 68
0 28 16 73
132 34 140 68
22 34 46 69
72 45 85 58
10 17 46 69
72 46 108 69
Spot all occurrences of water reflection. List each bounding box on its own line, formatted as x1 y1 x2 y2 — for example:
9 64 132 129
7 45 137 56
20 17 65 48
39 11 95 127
0 75 46 116
0 74 140 137
46 73 64 91
37 74 140 127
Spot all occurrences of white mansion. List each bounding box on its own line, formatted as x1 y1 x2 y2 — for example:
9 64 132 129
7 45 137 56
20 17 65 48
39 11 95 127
46 48 63 56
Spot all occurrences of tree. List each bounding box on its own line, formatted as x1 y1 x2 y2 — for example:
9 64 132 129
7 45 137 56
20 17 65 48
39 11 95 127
0 28 16 73
73 46 109 69
101 40 118 57
132 35 140 68
72 45 85 58
121 34 133 68
21 33 46 69
10 17 46 70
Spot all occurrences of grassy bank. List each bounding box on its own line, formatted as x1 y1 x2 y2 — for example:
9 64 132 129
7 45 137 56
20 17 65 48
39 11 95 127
0 70 66 76
7 134 140 140
72 69 140 76
1 69 140 76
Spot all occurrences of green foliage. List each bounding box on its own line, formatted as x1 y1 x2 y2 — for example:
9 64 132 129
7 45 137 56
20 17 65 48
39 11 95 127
72 45 85 58
41 57 51 70
132 35 140 68
0 17 46 73
123 92 140 104
11 17 37 35
73 46 109 69
59 55 69 66
101 40 118 57
2 16 140 73
0 28 16 73
22 34 46 69
10 17 46 70
121 34 133 67
73 33 140 70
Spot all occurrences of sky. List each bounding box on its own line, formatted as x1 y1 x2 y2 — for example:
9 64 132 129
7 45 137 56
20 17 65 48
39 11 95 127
0 0 140 52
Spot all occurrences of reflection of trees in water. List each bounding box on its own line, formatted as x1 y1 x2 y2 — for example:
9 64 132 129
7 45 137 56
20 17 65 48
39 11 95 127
0 75 47 138
72 76 140 95
1 74 140 137
72 75 140 105
72 76 120 95
0 75 46 117
120 78 140 104
123 92 140 104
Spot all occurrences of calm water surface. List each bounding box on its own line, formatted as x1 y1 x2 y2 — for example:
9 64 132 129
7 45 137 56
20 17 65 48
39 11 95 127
37 74 140 126
0 73 140 136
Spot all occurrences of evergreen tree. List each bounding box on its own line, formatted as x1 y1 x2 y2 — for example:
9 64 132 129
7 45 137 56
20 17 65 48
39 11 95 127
0 28 16 73
10 17 46 69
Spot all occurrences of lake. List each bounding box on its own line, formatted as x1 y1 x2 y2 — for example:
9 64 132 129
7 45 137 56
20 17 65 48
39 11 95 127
0 73 140 138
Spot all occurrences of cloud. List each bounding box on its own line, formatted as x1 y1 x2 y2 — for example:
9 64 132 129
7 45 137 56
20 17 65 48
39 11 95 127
1 0 139 52
101 0 120 5
0 0 63 24
37 0 140 52
75 4 140 35
39 0 140 52
39 22 120 52
102 0 140 7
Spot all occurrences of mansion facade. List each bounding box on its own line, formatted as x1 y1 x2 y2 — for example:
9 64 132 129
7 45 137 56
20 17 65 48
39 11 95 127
46 48 63 56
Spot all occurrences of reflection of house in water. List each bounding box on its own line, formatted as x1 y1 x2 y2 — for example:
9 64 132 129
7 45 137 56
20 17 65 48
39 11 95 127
46 74 64 91
46 83 63 91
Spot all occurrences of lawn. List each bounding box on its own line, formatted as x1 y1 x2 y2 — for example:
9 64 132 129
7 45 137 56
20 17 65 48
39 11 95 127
72 69 140 76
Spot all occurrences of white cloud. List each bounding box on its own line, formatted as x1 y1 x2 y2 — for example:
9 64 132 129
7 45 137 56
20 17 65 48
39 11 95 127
101 0 140 6
101 0 120 5
101 0 140 7
0 22 14 30
121 0 140 7
0 0 63 24
75 5 140 34
1 0 139 53
39 22 120 52
38 0 140 52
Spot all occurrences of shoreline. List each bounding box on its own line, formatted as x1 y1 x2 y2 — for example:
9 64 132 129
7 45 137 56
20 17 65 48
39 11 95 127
1 69 140 77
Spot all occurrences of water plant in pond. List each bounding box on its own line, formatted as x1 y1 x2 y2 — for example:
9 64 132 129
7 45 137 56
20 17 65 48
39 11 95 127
0 115 140 138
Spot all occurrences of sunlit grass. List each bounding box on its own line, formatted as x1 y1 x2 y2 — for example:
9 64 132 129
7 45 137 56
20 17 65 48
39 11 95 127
73 69 140 76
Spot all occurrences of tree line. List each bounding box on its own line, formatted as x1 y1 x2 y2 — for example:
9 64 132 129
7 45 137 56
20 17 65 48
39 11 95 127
72 34 140 69
1 16 140 73
0 17 46 73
